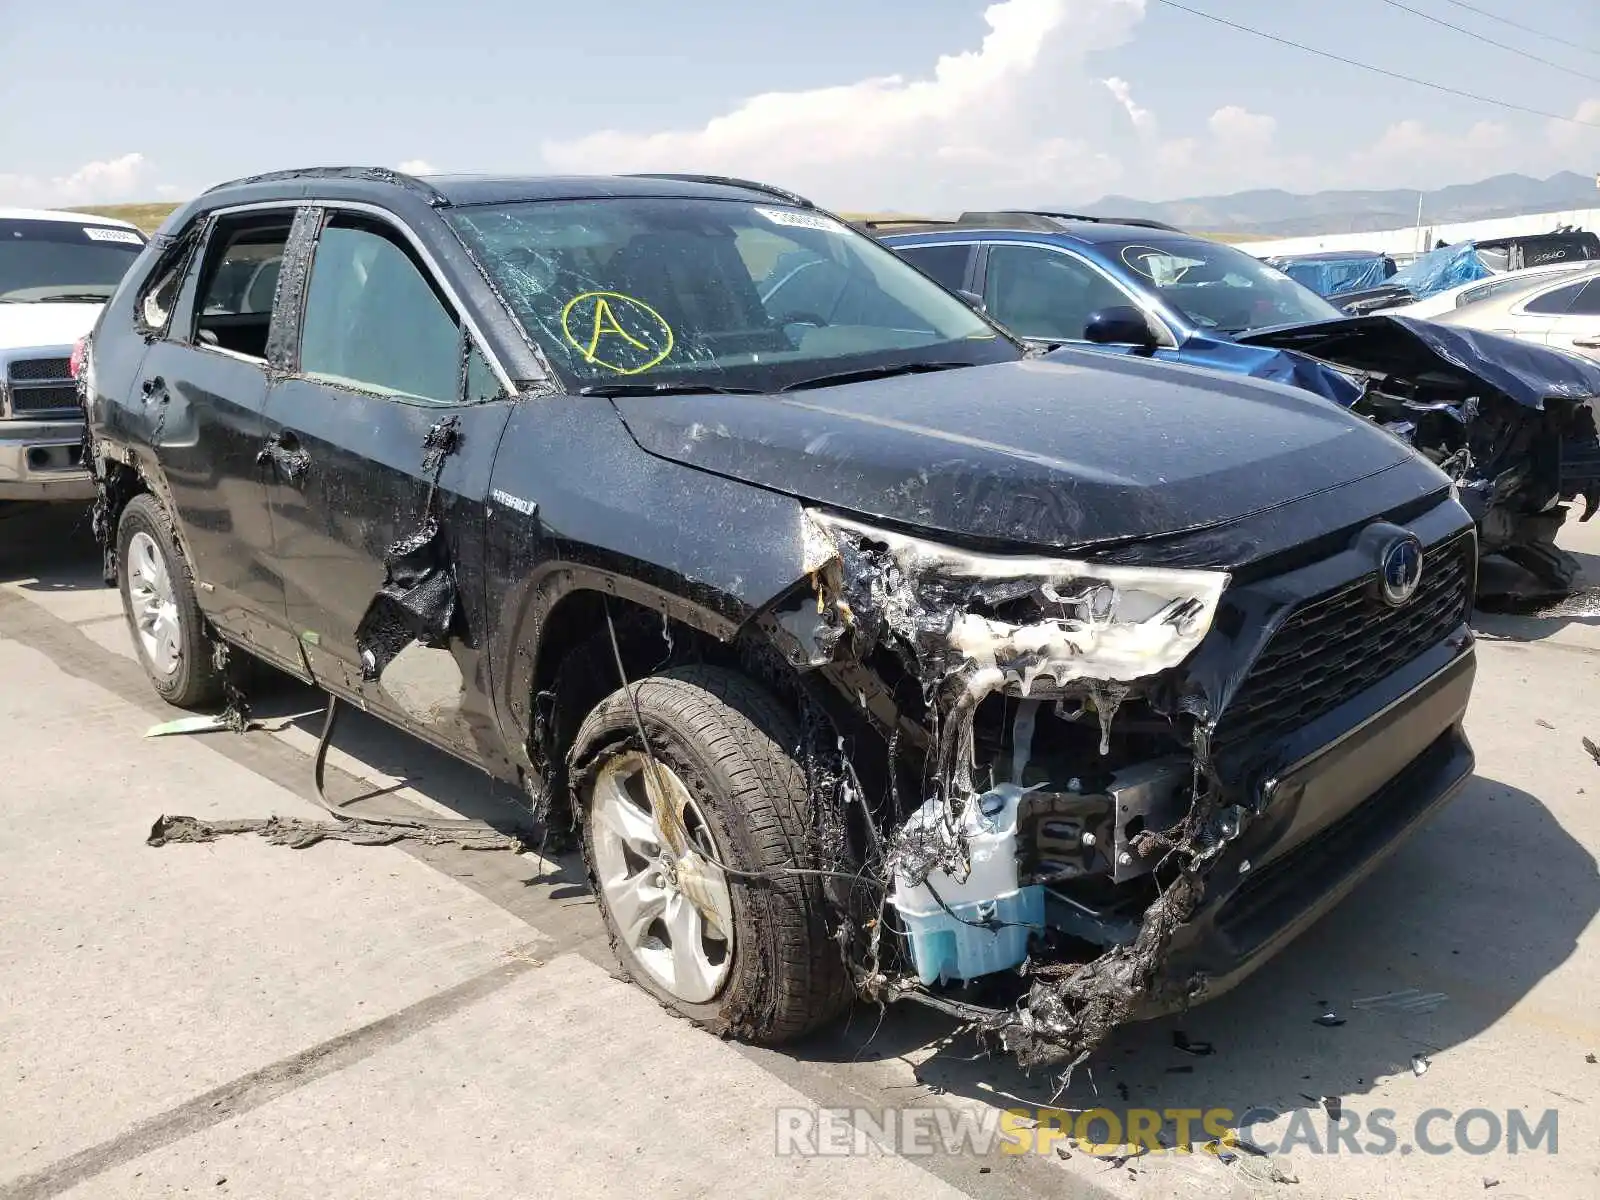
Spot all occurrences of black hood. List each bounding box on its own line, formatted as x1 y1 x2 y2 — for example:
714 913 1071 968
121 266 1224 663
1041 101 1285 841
1237 314 1600 411
613 353 1421 551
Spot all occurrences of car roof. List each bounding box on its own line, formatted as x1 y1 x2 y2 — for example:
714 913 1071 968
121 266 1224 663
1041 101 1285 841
872 219 1187 245
194 167 814 210
0 205 143 230
1268 250 1389 262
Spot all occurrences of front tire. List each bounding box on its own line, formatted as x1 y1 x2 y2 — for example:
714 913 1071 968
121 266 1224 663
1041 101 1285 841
117 494 225 707
572 665 853 1044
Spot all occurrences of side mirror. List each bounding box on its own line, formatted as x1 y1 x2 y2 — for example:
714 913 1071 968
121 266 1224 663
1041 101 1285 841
1083 305 1159 352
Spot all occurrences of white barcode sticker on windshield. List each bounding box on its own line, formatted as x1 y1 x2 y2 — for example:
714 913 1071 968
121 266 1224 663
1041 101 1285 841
84 227 143 245
754 207 846 234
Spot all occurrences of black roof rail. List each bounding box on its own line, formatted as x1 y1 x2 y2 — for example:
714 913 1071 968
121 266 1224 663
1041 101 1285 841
626 173 816 209
200 166 447 204
957 209 1185 233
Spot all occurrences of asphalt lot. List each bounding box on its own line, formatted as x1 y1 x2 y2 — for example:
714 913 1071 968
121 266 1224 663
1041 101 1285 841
1 501 1597 1200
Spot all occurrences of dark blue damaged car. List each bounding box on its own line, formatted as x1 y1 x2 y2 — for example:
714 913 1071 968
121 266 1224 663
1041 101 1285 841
872 213 1600 590
84 170 1485 1069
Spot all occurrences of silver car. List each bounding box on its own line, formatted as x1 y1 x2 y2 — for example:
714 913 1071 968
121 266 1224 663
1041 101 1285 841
1434 264 1600 362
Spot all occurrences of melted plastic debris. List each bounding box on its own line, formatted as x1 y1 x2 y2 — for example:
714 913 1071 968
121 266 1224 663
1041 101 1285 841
354 417 463 681
795 512 1241 1069
147 813 524 852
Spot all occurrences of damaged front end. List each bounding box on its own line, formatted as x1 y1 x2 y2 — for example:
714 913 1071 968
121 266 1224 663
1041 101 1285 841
1238 314 1600 592
771 512 1251 1070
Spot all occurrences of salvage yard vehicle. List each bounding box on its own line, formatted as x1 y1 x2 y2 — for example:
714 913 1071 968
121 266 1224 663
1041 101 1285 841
1380 258 1598 320
1262 249 1397 299
1 208 146 504
1334 230 1600 315
85 168 1481 1068
874 212 1600 592
1431 264 1600 363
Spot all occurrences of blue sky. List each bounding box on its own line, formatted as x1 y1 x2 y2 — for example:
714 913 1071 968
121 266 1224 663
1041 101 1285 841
2 0 1597 210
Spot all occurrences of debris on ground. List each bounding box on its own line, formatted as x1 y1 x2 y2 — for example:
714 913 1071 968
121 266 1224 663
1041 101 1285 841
1172 1031 1215 1056
1483 1179 1500 1190
143 707 321 739
1313 1010 1347 1027
146 813 525 852
1585 1052 1595 1064
1584 738 1600 767
1351 988 1448 1014
1411 1053 1431 1076
1302 1094 1342 1121
145 714 248 738
1536 718 1555 729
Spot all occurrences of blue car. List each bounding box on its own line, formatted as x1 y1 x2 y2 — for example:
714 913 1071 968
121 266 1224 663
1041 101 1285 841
869 212 1368 406
863 211 1600 591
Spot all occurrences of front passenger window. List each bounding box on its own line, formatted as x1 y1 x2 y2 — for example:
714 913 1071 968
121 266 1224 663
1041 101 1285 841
983 244 1129 342
300 218 461 404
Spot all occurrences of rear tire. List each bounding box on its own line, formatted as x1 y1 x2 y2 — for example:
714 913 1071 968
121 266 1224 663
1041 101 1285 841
117 493 225 708
573 665 853 1044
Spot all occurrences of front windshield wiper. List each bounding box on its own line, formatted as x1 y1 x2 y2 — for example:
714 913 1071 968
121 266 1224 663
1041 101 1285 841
577 381 767 397
777 361 973 392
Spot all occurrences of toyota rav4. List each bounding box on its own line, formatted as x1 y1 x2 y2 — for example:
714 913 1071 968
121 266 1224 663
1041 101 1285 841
84 168 1478 1067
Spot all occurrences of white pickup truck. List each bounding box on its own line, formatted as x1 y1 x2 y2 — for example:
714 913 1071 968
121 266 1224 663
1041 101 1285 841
1 207 147 503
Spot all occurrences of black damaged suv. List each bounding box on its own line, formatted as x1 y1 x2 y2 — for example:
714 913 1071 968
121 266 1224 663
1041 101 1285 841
84 169 1478 1066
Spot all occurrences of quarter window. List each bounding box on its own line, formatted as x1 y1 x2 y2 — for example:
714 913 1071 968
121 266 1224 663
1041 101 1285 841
1565 278 1600 316
896 244 972 293
299 217 461 404
1524 280 1585 315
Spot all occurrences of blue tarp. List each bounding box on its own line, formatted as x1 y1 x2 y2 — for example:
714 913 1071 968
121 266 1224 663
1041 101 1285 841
1268 252 1396 298
1385 243 1492 301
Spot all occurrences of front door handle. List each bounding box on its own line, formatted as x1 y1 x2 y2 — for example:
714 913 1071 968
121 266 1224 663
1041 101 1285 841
256 431 312 481
1572 335 1600 349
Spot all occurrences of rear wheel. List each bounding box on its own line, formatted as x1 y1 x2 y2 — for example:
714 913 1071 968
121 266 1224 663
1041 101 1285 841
117 494 225 707
573 666 853 1044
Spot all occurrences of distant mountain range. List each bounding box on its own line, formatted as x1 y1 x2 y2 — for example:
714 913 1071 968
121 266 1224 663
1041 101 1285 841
1078 171 1600 236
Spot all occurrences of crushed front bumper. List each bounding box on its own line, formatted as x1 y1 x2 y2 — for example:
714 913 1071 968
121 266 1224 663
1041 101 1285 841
0 419 94 502
1132 642 1475 1017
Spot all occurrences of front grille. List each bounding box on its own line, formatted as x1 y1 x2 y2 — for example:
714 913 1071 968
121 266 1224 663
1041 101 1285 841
1215 534 1471 748
8 385 79 413
8 357 71 383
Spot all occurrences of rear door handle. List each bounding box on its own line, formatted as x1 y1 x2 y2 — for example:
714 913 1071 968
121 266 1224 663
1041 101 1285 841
256 431 312 481
1572 335 1600 348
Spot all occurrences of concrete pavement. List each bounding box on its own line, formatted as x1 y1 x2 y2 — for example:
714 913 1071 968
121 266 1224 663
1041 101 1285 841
1 502 1596 1199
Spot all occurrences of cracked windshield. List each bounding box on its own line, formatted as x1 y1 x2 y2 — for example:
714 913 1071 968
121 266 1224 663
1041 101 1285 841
448 197 1016 392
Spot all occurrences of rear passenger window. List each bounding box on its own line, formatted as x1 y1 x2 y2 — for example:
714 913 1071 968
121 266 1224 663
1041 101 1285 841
1566 278 1600 316
193 214 295 359
1524 281 1585 315
299 217 460 404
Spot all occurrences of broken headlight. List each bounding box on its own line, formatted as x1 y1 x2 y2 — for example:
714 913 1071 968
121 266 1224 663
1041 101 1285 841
805 510 1230 693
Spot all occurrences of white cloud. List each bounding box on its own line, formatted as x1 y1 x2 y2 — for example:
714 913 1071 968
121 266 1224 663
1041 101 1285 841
1103 76 1155 134
0 153 155 208
398 159 438 175
542 0 1146 210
